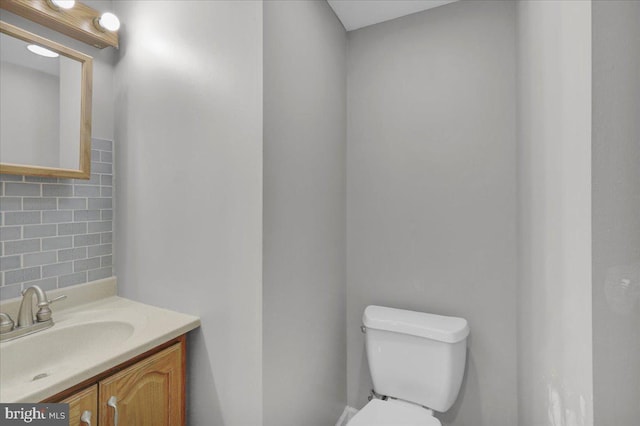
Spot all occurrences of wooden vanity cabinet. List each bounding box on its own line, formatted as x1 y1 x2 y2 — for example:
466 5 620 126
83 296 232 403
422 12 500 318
61 385 97 426
99 343 184 426
45 336 186 426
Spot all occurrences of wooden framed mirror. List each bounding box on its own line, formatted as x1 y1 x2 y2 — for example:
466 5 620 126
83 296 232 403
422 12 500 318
0 20 93 179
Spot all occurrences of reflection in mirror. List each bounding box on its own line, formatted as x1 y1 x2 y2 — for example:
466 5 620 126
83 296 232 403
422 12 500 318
0 21 92 179
0 31 82 169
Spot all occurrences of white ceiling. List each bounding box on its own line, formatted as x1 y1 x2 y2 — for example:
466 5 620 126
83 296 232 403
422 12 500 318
327 0 458 31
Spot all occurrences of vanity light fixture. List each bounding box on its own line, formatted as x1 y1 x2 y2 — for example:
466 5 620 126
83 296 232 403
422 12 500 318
27 44 59 58
95 12 120 32
47 0 76 10
1 1 119 48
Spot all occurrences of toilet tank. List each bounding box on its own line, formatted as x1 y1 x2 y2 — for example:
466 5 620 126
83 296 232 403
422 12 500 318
363 306 469 412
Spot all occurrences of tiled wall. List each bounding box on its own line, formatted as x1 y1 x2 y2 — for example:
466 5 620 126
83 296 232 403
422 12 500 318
0 138 114 300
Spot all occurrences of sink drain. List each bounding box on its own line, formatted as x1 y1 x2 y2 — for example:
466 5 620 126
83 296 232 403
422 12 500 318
32 373 49 381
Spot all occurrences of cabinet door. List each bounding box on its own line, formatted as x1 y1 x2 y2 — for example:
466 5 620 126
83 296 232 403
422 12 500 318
99 343 184 426
61 385 98 426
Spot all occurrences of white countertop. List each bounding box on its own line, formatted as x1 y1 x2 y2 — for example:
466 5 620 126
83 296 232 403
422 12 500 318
0 278 200 403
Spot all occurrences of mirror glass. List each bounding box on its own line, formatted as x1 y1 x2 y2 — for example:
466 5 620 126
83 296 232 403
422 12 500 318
0 30 82 169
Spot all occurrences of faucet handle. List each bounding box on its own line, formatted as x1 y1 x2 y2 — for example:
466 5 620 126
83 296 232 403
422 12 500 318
0 313 14 333
35 294 67 322
48 295 67 305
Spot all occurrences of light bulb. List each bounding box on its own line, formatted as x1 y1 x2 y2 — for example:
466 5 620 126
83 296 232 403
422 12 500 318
51 0 75 9
27 44 59 58
96 12 120 32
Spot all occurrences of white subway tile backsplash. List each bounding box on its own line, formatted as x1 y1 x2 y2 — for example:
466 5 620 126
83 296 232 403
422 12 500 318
0 139 114 299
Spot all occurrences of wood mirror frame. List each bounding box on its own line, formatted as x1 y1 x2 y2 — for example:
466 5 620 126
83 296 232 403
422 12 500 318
0 20 93 179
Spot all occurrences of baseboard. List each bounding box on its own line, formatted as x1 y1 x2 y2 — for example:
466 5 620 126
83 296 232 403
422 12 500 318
335 406 359 426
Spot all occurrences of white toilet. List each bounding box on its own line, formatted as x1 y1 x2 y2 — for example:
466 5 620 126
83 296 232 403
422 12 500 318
347 305 469 426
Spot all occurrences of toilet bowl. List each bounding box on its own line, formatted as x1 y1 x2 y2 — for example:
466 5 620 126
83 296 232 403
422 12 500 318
348 398 441 426
346 305 469 426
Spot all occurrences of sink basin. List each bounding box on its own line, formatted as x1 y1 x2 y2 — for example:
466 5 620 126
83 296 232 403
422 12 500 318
0 290 199 403
0 321 134 388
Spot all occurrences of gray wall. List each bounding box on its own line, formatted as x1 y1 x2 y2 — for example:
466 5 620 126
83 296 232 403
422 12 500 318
0 62 59 168
346 2 517 425
263 1 346 425
0 139 114 300
112 1 263 425
593 1 640 424
517 1 593 425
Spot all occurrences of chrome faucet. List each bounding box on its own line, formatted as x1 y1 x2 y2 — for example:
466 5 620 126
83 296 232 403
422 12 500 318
0 285 66 342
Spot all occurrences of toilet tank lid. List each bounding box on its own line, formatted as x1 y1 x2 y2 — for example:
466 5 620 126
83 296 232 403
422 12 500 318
363 306 469 343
